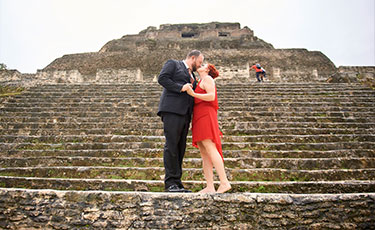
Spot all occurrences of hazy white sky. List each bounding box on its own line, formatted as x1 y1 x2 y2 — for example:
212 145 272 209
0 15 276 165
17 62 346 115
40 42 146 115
0 0 374 73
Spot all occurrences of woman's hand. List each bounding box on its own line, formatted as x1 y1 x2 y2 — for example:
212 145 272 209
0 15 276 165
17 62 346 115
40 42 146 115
181 83 192 92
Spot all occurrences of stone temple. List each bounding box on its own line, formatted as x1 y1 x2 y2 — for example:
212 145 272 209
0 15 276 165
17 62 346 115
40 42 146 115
0 22 374 228
41 22 337 83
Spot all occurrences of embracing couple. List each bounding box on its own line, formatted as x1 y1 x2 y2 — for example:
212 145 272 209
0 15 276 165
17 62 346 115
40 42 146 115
157 50 231 193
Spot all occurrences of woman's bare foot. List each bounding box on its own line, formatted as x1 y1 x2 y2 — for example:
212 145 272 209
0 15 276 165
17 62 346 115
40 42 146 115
216 182 231 193
198 187 216 193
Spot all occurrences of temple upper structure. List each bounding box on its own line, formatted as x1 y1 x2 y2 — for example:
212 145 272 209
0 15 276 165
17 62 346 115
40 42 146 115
43 22 336 82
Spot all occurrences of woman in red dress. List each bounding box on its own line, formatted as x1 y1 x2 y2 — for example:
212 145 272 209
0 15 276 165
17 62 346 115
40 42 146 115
185 64 231 193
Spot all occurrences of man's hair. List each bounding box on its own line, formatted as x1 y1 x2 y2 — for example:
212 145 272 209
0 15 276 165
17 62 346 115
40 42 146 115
187 50 201 59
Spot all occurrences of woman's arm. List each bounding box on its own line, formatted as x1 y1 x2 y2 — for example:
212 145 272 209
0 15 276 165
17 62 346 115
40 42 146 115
186 77 216 101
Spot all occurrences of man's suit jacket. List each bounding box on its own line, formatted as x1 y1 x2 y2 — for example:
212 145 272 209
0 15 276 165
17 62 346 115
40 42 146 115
157 60 197 116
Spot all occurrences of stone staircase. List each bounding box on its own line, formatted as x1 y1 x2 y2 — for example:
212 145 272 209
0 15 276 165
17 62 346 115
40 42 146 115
1 82 375 229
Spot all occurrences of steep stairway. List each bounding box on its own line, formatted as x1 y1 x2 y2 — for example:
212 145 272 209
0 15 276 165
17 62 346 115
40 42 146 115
1 82 374 194
1 82 375 229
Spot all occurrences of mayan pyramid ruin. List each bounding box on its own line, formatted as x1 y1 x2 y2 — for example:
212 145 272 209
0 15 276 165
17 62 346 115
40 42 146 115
0 22 374 229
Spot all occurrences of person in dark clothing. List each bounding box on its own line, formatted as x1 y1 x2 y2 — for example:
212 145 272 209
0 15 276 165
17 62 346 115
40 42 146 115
157 50 204 192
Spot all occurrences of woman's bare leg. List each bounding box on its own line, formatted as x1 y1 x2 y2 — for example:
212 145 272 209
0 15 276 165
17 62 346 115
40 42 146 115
197 142 215 193
201 139 231 193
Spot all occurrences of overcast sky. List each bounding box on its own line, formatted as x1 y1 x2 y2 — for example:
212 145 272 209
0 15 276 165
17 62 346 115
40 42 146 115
0 0 374 73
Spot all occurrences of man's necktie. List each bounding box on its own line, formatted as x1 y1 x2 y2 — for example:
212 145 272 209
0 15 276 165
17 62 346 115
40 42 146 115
188 68 194 84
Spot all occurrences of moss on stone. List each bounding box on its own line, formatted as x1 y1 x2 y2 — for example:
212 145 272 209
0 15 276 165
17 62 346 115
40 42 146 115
0 85 24 97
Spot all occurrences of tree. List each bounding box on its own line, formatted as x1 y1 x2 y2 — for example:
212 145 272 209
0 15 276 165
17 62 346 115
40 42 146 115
0 63 7 70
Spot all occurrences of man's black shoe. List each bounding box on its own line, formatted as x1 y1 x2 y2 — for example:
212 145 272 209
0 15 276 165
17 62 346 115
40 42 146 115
178 186 192 193
165 185 192 193
165 184 183 192
179 187 192 193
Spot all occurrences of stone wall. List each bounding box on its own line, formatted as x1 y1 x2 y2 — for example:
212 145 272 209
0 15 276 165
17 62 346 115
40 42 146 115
0 68 145 87
100 22 273 53
141 22 251 40
43 48 336 83
2 65 374 87
327 66 375 88
0 188 374 229
0 70 36 87
0 70 22 82
0 66 328 87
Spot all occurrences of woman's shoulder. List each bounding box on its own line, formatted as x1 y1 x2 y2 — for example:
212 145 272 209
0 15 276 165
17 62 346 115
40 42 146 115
206 75 216 86
204 75 215 84
201 76 215 90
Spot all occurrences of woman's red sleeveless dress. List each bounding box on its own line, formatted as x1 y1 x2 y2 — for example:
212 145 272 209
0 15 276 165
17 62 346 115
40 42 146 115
192 80 223 161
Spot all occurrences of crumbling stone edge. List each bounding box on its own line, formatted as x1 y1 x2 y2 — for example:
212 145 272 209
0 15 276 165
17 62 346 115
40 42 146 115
0 188 374 229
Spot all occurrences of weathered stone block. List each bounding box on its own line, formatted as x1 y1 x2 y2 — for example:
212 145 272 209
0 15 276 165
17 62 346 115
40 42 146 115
0 189 374 229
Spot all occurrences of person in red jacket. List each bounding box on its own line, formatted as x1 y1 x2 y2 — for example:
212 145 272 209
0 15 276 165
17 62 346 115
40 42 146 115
249 63 267 82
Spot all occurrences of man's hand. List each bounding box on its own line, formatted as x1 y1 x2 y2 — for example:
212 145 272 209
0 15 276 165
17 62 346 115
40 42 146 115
181 83 193 92
186 85 194 96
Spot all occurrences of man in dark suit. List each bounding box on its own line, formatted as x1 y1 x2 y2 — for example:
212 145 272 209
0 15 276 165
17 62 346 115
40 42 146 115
157 50 204 192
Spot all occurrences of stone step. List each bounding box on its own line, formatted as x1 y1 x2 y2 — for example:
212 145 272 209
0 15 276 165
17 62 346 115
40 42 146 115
2 102 374 113
1 113 373 123
22 91 373 97
3 104 375 114
1 82 374 200
15 91 375 99
16 84 372 94
0 115 372 124
33 83 375 87
230 121 375 129
6 96 375 105
25 83 373 90
224 114 374 122
2 117 374 129
4 99 375 106
29 82 367 88
1 134 374 144
4 96 375 104
1 156 374 170
4 148 375 159
2 127 373 136
14 95 368 103
13 96 373 105
1 188 373 229
2 141 374 152
2 115 375 126
1 176 374 193
0 166 374 181
33 82 364 85
0 128 163 136
3 103 375 113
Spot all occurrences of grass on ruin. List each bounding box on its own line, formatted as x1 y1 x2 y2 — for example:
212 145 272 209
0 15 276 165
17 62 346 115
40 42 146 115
315 113 328 117
149 186 164 192
249 185 279 193
0 172 35 178
0 85 24 97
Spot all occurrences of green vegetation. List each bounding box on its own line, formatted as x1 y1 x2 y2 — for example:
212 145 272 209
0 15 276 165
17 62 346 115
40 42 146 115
0 85 24 97
253 185 267 193
191 184 204 192
109 175 124 180
149 186 164 192
0 63 7 70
